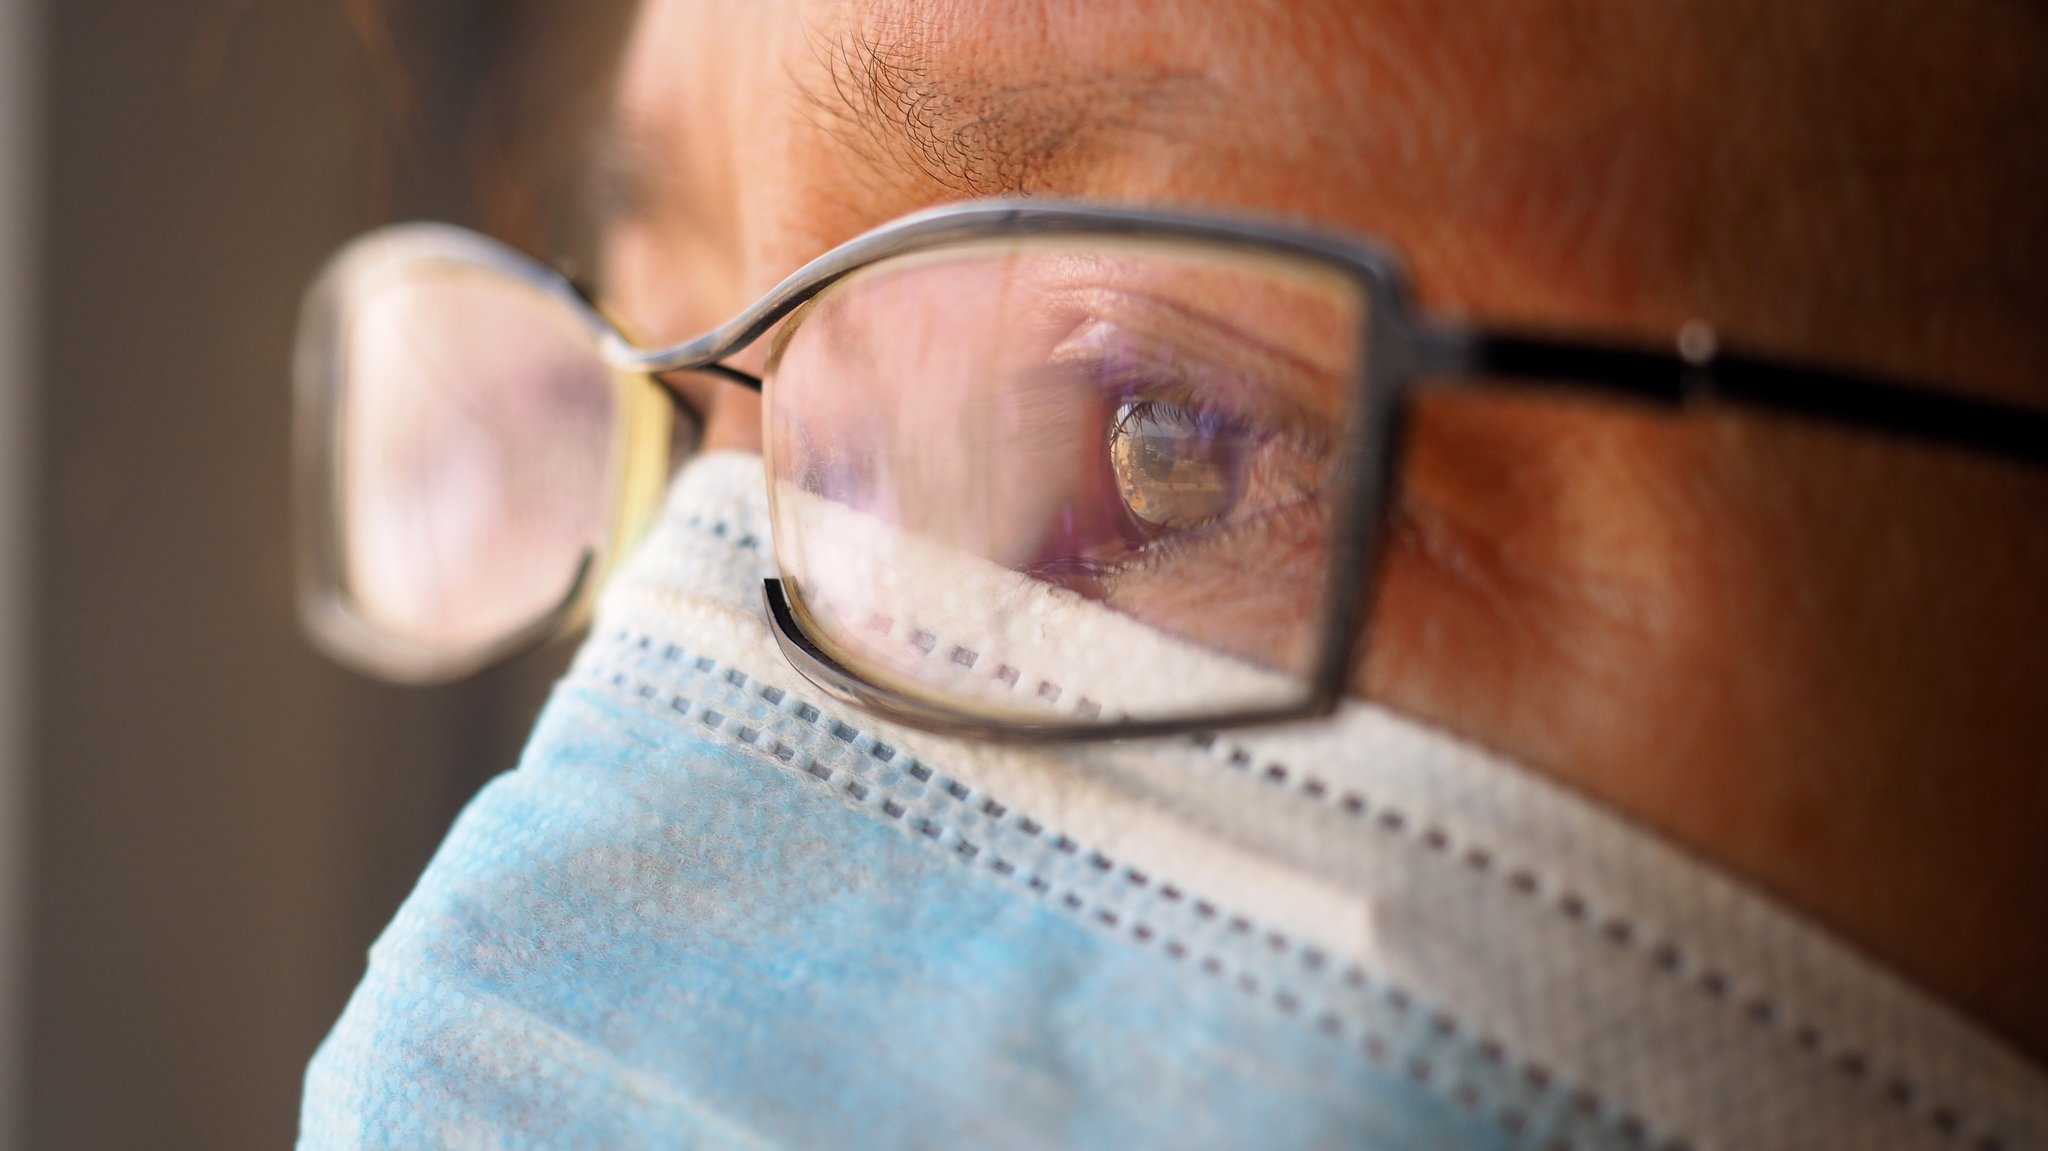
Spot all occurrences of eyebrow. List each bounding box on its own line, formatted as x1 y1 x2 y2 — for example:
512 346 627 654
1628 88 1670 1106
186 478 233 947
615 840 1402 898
796 27 1219 196
593 22 1224 234
588 112 670 228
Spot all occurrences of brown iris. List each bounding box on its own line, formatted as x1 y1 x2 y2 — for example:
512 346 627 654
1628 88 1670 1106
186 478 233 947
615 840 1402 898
1106 400 1251 533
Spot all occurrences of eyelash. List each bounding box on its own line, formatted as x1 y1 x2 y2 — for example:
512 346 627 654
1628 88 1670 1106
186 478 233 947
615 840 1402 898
1062 344 1326 555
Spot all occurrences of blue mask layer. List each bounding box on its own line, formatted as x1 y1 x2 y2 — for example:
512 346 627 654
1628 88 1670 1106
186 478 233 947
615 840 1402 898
303 455 2048 1151
306 660 1553 1150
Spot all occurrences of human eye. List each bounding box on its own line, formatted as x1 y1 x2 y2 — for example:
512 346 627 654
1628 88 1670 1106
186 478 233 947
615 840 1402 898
1108 397 1253 533
1026 315 1333 582
766 239 1364 690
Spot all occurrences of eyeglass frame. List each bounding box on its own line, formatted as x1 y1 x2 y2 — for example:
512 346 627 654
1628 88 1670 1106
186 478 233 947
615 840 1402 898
295 197 2048 740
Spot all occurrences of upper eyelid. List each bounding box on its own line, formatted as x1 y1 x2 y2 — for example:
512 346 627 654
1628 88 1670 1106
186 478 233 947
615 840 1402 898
1044 306 1342 435
1046 287 1343 396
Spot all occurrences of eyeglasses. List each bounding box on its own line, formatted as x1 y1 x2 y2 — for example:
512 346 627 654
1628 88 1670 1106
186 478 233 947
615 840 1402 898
294 199 2048 738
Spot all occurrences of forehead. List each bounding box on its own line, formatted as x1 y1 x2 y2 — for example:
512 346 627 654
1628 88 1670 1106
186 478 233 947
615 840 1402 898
610 0 1671 273
610 0 2047 397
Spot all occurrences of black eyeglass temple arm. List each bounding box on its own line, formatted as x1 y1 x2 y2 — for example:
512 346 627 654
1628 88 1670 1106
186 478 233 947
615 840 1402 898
628 363 763 432
687 362 764 392
1410 326 2048 471
641 364 762 425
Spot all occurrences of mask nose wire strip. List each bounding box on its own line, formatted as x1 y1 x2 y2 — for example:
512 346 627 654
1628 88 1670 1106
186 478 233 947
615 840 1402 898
577 624 1677 1151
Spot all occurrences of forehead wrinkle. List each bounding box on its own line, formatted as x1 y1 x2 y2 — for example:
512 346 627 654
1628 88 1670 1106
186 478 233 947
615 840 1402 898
794 18 1221 197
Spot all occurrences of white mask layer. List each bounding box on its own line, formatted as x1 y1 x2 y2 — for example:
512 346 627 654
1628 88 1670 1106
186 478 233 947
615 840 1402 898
607 453 2048 1150
305 451 2048 1151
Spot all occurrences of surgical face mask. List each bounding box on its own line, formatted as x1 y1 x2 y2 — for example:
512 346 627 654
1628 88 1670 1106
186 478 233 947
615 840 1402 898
302 453 2048 1151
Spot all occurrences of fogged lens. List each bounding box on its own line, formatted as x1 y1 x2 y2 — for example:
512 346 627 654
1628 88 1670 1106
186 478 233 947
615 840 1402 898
765 237 1368 726
322 254 618 671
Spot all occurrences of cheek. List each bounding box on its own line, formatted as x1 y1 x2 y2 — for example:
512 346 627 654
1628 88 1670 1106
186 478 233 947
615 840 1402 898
1355 392 1735 769
1353 389 2046 811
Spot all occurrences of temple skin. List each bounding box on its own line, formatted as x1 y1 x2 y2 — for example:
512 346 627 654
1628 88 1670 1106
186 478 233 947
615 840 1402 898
600 0 2048 1060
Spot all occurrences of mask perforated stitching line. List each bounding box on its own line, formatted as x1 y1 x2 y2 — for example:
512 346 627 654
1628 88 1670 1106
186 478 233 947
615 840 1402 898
579 628 1677 1151
748 593 2014 1150
677 512 765 554
638 481 2019 1146
800 585 1123 721
1189 732 2002 1149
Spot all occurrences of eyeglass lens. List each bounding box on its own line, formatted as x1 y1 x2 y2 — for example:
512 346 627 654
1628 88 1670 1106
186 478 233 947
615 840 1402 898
334 264 621 659
765 238 1369 725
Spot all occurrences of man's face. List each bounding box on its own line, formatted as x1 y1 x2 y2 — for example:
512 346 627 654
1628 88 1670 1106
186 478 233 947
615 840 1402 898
602 0 2048 1052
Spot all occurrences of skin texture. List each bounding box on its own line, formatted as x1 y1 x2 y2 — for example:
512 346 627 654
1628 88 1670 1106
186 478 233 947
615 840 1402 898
602 0 2048 1060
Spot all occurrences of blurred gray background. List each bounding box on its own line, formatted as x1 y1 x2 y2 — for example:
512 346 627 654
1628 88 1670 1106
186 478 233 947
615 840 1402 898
0 2 625 1146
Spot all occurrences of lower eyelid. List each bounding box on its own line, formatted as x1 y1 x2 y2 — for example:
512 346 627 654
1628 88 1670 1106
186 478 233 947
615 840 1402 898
1105 493 1326 585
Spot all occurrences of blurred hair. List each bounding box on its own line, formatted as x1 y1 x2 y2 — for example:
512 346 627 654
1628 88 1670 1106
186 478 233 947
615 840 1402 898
346 0 638 257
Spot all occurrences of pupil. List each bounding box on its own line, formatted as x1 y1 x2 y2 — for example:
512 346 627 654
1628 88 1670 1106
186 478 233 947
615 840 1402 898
1138 437 1178 481
1109 401 1248 531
